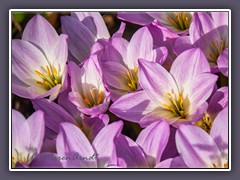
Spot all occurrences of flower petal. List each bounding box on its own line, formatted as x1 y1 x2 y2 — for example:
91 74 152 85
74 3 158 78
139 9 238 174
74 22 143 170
92 121 123 167
136 120 170 166
56 123 97 168
110 90 158 124
115 135 148 168
170 48 210 87
30 153 63 168
218 49 228 77
71 12 110 39
61 16 95 63
174 36 193 55
189 12 216 43
139 59 178 104
117 12 154 26
127 27 154 69
32 98 77 133
22 14 58 57
210 12 228 27
210 107 228 159
27 110 45 154
155 156 188 168
176 125 222 168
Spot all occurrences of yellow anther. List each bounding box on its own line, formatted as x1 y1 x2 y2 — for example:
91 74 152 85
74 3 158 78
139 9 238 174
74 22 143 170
209 53 216 60
34 70 44 77
54 79 58 84
82 93 87 99
44 81 51 87
167 16 178 28
52 66 58 76
181 12 186 20
212 163 217 168
163 104 174 111
97 92 102 104
185 17 189 27
167 92 172 97
36 81 44 85
223 163 227 168
221 40 225 50
84 98 91 106
91 90 95 99
46 65 51 75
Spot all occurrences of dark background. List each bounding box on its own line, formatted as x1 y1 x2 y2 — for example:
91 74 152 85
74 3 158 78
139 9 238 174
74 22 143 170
1 0 238 179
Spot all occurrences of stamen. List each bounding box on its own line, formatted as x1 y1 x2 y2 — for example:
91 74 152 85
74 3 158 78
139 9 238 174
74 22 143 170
44 81 51 88
54 79 58 84
212 41 220 54
52 66 58 76
167 16 179 28
36 81 44 85
97 92 102 104
223 163 227 168
221 40 225 50
84 98 91 106
46 65 51 75
34 70 44 77
213 163 217 168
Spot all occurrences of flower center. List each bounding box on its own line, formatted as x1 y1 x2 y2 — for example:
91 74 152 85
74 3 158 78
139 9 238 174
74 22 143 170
195 113 213 134
81 85 104 108
122 67 138 92
212 162 228 168
34 65 62 90
12 148 36 168
162 91 186 118
208 40 225 64
167 12 191 31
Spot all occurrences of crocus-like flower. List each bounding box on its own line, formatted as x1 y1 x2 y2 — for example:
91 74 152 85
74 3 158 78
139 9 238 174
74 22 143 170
176 107 228 168
12 14 68 100
68 55 110 117
12 110 44 167
61 12 125 64
56 121 123 168
174 12 229 76
101 26 168 101
110 48 218 127
195 86 228 133
118 12 193 34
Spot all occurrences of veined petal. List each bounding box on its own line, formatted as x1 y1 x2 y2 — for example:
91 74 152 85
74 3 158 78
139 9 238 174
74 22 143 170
210 12 228 27
127 27 154 69
61 16 95 63
56 123 97 168
32 98 77 133
189 12 216 43
112 22 126 38
115 135 148 168
152 46 168 65
136 120 170 167
27 110 45 154
102 37 128 66
117 12 154 26
174 36 193 55
30 153 63 168
207 86 228 118
155 156 188 168
176 125 223 168
51 34 68 72
71 12 110 39
210 107 228 159
92 121 123 167
12 110 30 152
12 39 47 84
218 49 228 77
138 60 178 104
110 90 158 124
188 73 218 106
170 48 210 88
22 14 58 57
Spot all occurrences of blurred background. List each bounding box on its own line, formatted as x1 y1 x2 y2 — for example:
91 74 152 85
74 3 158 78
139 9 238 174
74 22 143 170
11 12 143 140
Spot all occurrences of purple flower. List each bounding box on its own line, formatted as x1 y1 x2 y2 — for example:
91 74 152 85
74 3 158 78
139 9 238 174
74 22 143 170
176 107 228 168
56 121 123 168
12 110 42 166
68 55 110 117
195 86 228 133
12 14 68 100
61 12 125 64
101 26 168 101
174 12 229 76
110 48 218 127
118 12 193 34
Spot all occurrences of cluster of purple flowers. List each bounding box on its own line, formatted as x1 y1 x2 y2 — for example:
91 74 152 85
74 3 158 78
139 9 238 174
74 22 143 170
12 11 229 169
